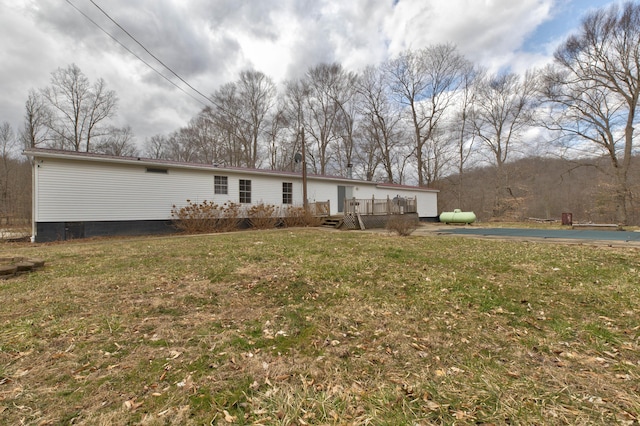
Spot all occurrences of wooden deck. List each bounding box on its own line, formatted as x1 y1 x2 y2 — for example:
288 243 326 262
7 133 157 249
344 196 417 216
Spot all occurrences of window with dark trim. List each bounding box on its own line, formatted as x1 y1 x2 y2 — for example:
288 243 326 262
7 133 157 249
282 182 293 204
214 175 228 195
239 179 251 204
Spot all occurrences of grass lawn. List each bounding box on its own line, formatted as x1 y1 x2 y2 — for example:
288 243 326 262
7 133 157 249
0 228 639 425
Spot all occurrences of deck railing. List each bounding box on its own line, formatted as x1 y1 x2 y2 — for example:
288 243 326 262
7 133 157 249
344 196 417 215
309 200 330 217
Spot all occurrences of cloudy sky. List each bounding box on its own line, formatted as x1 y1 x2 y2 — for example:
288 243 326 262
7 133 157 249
0 0 618 148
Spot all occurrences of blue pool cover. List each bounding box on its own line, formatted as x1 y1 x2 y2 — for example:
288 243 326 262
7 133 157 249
441 227 640 243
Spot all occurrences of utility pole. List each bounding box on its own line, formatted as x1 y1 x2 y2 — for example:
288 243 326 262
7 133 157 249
301 128 308 211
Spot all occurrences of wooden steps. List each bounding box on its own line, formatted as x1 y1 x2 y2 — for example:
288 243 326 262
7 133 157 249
321 217 343 229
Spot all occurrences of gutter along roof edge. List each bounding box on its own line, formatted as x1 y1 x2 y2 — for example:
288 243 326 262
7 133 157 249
24 148 437 192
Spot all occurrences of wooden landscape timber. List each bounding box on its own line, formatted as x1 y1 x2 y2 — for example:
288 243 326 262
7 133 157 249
0 256 45 279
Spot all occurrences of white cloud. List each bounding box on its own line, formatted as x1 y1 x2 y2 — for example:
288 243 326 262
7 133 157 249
0 0 616 145
384 0 554 70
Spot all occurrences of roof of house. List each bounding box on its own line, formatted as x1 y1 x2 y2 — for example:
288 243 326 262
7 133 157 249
23 148 438 193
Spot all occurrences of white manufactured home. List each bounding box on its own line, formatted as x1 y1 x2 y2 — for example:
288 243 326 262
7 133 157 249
24 148 439 242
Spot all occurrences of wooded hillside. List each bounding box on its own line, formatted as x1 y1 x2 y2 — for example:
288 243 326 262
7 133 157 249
436 155 640 224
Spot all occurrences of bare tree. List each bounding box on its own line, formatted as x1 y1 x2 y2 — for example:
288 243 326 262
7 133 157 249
200 72 277 168
183 108 223 164
41 64 118 152
385 44 470 186
282 79 310 172
0 122 18 159
0 122 19 220
21 90 51 149
236 70 277 168
94 126 138 157
143 134 170 160
165 128 199 163
472 71 538 217
303 63 353 175
448 65 481 208
421 127 455 185
265 103 290 170
356 65 409 182
211 82 243 167
328 68 359 177
85 78 118 151
541 2 640 224
353 132 381 181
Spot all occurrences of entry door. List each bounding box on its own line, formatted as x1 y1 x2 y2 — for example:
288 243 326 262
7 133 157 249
337 186 353 213
338 186 345 212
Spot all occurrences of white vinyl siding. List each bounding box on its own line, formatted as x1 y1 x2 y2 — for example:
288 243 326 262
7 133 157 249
34 158 315 221
30 151 438 223
35 160 214 221
373 186 438 217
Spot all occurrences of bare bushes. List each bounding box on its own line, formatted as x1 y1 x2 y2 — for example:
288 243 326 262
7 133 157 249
282 206 324 228
219 202 242 232
171 200 241 234
171 201 323 234
386 214 419 236
247 203 279 230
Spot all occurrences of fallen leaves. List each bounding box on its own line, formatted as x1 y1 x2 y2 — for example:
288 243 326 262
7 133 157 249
176 374 195 392
222 409 237 423
434 366 465 378
167 350 182 360
2 230 640 425
123 399 143 411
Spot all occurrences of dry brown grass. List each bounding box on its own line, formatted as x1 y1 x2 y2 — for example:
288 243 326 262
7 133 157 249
0 229 638 425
